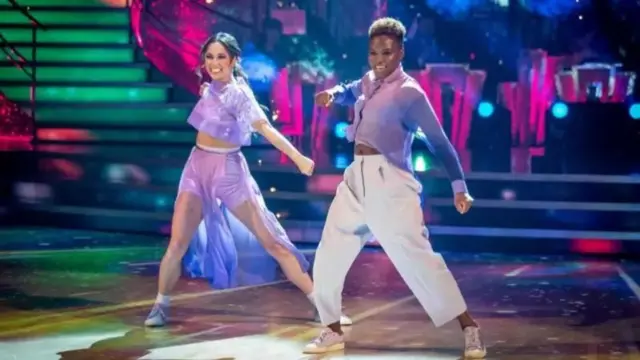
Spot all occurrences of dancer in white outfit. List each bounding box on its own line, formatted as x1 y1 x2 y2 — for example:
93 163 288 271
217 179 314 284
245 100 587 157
302 18 487 358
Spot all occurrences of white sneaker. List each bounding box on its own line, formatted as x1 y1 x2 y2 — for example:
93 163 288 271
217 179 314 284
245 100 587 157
144 303 168 327
303 329 345 354
463 326 487 358
339 314 353 326
313 310 353 326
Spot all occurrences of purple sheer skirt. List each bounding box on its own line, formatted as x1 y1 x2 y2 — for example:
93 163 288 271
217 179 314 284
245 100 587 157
178 147 310 289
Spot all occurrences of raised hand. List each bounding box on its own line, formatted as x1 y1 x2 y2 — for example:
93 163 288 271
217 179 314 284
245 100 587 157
314 91 334 108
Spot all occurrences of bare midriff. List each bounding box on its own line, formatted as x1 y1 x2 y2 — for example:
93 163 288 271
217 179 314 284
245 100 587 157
196 131 238 148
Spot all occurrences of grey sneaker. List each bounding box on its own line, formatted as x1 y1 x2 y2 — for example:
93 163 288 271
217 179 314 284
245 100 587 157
463 326 487 358
303 329 345 354
144 303 168 327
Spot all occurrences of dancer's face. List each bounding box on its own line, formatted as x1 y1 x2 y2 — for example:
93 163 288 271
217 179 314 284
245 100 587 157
203 41 236 83
368 35 403 80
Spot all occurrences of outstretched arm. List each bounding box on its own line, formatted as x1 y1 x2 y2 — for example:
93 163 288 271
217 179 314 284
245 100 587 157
252 120 305 162
234 86 307 166
252 121 313 175
326 79 363 106
405 92 468 194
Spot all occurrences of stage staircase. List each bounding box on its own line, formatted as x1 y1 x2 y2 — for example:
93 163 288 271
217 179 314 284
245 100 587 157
0 0 196 144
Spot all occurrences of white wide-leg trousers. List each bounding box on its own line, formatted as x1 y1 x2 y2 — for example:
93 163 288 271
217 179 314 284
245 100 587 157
312 155 467 327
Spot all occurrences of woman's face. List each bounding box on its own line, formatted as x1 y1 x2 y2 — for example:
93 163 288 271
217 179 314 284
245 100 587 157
203 41 236 82
368 35 403 80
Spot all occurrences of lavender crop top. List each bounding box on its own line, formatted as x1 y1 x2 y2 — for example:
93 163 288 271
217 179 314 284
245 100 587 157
186 78 267 146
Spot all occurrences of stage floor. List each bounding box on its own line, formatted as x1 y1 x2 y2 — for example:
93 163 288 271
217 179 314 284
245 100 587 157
1 228 640 359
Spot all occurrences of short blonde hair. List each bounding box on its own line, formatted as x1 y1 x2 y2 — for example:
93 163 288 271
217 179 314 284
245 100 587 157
368 17 406 44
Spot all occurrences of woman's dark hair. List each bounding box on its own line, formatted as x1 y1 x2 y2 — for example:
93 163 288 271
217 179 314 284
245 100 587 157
196 32 271 116
196 32 248 82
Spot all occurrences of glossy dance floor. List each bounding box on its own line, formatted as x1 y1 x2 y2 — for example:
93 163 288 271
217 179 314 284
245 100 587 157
1 228 640 359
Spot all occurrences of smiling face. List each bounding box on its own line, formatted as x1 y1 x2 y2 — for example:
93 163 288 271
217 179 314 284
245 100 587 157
203 41 236 83
368 34 404 80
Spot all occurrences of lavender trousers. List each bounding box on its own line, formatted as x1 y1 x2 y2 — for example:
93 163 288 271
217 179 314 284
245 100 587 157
178 146 310 289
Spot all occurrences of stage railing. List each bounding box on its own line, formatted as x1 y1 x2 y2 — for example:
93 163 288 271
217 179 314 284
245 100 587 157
1 0 47 143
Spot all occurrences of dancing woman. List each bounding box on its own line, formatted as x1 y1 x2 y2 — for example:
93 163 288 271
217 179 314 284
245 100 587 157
303 18 485 358
144 32 351 327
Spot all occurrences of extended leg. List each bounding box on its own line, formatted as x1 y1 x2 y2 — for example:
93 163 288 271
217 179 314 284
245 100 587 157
365 161 486 358
303 180 369 354
225 190 353 326
145 191 203 327
226 198 314 295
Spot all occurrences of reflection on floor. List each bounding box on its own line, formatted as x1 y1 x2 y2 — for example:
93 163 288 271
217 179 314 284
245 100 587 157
1 228 640 359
